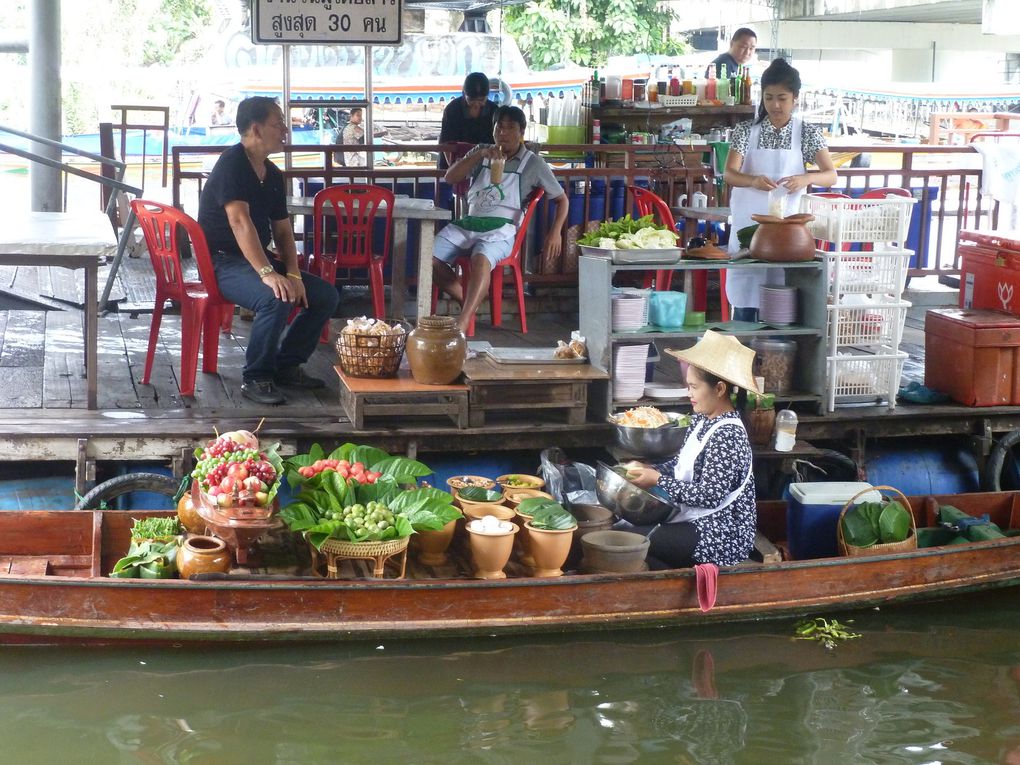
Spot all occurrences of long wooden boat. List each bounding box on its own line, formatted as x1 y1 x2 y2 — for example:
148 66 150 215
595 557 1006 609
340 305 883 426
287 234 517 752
2 491 1019 645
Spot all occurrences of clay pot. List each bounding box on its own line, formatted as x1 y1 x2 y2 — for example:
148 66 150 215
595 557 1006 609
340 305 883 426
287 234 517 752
413 519 458 567
461 503 516 523
512 508 538 569
580 530 650 573
568 503 616 565
466 520 519 579
748 214 816 262
178 535 232 579
176 492 205 535
406 315 467 385
496 473 546 491
525 522 574 577
454 488 506 513
503 487 554 511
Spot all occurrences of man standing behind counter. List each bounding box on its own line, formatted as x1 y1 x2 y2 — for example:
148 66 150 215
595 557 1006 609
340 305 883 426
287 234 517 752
707 28 758 78
198 96 338 406
439 72 497 168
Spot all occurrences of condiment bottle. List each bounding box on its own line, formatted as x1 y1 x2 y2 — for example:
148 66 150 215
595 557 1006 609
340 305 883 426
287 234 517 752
742 66 753 106
705 66 717 102
669 72 680 97
717 71 729 102
682 73 694 96
591 118 601 144
774 409 798 452
647 79 658 103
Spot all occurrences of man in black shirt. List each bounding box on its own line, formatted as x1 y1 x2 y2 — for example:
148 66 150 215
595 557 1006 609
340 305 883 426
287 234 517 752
707 28 757 79
198 96 338 405
438 72 496 168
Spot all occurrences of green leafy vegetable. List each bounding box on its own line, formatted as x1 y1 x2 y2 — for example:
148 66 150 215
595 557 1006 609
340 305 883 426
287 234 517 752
878 501 911 543
457 486 503 502
793 617 861 650
578 214 677 248
528 501 578 531
841 499 912 548
130 517 182 541
110 538 179 579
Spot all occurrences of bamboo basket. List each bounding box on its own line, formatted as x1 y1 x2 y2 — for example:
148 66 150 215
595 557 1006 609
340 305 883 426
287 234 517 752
318 535 410 579
837 485 917 557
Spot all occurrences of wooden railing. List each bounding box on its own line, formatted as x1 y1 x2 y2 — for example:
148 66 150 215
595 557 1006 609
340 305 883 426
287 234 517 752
172 141 993 283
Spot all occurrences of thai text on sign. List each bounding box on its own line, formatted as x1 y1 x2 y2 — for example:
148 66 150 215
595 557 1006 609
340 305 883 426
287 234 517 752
253 0 403 46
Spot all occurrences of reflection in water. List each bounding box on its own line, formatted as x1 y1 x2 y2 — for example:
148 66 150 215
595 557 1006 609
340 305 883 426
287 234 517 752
1 594 1019 763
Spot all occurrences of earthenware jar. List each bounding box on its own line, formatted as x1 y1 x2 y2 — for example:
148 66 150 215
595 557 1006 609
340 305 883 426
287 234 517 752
525 522 574 577
748 213 816 262
406 315 467 385
567 503 616 565
177 535 232 579
580 530 650 573
176 492 205 535
466 518 519 579
413 519 458 567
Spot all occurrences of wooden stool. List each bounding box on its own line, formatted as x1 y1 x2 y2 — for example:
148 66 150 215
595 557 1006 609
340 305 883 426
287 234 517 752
336 367 469 429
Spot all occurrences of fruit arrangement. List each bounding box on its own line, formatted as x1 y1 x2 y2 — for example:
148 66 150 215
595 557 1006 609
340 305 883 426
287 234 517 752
280 442 462 547
190 429 284 509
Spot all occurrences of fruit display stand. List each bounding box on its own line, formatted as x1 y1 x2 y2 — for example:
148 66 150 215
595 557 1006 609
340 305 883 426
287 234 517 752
335 366 469 429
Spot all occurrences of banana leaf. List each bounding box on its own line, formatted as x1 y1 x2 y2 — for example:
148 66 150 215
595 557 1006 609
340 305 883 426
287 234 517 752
878 501 911 543
841 506 878 548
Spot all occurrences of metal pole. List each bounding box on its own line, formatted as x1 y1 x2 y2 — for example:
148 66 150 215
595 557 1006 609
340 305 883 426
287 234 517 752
365 45 373 169
29 0 61 212
283 44 292 172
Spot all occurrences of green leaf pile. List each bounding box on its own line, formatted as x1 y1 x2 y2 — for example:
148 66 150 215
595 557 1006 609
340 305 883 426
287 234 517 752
578 214 674 247
517 497 577 530
841 500 912 548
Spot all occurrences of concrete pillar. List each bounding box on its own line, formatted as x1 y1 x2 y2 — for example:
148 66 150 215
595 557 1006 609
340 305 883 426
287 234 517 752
30 0 61 212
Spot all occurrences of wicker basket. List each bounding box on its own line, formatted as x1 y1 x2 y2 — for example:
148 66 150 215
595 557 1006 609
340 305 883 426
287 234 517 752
837 485 917 557
318 535 410 579
335 321 410 378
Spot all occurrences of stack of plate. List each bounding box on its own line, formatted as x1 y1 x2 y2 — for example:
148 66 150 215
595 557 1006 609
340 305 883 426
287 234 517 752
613 344 651 400
759 286 798 325
611 292 649 331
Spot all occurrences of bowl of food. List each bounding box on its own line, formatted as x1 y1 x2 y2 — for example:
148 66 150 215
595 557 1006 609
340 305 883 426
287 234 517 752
496 473 545 491
595 461 675 526
609 406 690 460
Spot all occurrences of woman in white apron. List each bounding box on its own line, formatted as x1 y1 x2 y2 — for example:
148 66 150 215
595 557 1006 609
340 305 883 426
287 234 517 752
723 59 837 321
626 331 759 568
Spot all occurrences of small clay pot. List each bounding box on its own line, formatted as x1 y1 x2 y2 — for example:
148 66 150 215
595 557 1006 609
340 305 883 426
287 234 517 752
525 522 575 577
461 503 516 523
749 214 816 262
503 487 554 510
413 519 458 567
178 535 232 579
176 492 205 535
466 521 519 579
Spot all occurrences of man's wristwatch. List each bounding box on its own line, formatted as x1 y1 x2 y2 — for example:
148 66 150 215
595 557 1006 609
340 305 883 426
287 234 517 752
257 264 275 278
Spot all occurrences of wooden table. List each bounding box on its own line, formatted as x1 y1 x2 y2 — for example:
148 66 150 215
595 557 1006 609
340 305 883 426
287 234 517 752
287 196 452 321
0 212 116 409
335 366 469 429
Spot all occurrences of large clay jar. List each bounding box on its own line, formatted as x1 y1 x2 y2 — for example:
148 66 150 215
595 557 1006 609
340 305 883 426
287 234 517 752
466 520 519 579
406 315 467 385
525 522 575 577
178 535 232 579
749 214 816 262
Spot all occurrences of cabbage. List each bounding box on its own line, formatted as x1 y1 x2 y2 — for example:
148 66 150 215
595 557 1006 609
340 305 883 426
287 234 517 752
598 237 618 250
633 227 679 248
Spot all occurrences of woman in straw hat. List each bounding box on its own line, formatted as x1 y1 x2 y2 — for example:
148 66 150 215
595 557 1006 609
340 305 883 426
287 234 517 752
626 330 758 568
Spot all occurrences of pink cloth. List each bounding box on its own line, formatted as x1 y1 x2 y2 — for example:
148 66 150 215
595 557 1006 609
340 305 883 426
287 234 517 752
695 563 719 612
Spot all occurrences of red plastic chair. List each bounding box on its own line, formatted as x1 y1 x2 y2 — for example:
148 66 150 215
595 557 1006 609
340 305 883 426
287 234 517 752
433 188 544 336
443 141 475 217
308 184 394 342
627 185 729 320
130 199 234 397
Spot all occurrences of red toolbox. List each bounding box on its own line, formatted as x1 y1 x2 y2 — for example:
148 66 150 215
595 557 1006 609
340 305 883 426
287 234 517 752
925 308 1020 406
958 230 1020 314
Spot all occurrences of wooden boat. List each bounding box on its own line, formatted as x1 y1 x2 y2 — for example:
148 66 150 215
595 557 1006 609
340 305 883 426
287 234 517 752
2 490 1019 645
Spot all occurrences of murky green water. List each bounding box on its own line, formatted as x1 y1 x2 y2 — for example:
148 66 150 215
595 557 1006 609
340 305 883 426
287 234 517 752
3 593 1019 764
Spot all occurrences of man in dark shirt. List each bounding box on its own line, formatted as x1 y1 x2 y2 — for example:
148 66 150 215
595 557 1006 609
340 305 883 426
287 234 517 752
198 96 338 405
438 72 496 169
707 28 757 79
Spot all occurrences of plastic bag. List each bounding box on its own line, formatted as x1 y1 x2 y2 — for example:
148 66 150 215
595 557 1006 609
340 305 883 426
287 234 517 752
649 291 687 328
540 448 598 508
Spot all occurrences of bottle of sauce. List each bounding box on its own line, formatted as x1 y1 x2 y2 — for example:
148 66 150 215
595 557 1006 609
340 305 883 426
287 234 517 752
647 79 658 104
591 118 601 144
742 66 753 106
705 65 717 102
682 71 694 96
669 71 681 97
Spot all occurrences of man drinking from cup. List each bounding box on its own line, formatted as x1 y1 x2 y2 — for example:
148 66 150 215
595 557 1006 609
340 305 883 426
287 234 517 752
432 105 568 334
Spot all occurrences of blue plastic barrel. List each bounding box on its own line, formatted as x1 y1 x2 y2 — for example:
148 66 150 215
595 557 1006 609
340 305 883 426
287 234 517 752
0 477 77 510
863 446 979 497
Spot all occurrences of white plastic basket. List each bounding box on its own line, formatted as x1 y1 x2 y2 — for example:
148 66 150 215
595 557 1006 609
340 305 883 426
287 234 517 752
659 95 698 107
826 347 907 411
823 248 914 297
827 297 911 349
801 194 916 247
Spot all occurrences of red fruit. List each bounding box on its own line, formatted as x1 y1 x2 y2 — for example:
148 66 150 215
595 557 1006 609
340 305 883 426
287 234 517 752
366 474 377 484
352 462 365 473
208 485 222 497
338 460 350 469
338 467 350 479
299 466 312 478
227 464 249 481
219 476 236 492
369 471 382 480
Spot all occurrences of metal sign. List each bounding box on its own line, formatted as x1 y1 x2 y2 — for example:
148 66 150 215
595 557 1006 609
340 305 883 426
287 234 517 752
252 0 402 46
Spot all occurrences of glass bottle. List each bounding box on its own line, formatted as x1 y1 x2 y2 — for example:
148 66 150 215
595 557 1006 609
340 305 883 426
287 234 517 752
742 66 753 106
773 409 798 452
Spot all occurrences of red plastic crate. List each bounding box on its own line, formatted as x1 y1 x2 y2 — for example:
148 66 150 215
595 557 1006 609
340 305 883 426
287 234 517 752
925 308 1020 406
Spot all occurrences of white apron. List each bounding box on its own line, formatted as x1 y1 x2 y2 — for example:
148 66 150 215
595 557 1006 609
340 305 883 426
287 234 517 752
726 115 807 310
667 417 753 524
436 149 533 248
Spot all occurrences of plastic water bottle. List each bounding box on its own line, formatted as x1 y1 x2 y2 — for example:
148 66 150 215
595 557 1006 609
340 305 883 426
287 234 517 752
774 409 798 452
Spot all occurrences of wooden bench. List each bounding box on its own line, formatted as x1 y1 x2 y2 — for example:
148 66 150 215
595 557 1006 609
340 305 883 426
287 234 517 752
335 366 469 429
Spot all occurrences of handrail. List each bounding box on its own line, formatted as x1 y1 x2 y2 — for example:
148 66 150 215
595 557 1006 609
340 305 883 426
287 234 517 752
0 123 143 310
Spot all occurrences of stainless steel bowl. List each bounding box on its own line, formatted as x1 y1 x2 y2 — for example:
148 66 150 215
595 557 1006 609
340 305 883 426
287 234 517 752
610 420 688 460
595 461 675 526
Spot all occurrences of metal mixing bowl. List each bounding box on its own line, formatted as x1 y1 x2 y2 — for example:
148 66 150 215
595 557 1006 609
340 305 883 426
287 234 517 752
595 461 675 525
610 420 688 460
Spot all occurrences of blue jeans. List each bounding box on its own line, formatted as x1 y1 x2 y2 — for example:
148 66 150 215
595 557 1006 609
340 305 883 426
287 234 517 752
212 252 339 382
732 307 759 322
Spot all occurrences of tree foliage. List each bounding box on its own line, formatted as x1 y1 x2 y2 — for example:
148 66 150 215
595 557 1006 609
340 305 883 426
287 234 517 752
504 0 686 69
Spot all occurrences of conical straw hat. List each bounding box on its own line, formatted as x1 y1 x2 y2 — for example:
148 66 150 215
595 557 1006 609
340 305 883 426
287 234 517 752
665 330 760 393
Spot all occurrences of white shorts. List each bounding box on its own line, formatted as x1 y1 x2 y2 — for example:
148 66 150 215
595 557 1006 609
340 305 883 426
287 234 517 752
432 233 514 270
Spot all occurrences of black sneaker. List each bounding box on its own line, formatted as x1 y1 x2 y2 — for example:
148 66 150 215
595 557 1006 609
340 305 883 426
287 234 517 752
241 379 286 405
274 366 327 389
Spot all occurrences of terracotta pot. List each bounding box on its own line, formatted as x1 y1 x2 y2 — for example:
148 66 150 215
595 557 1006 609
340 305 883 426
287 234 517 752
496 473 546 491
414 519 457 567
461 503 515 523
512 508 538 569
176 492 205 535
503 487 554 510
466 520 519 579
568 503 616 565
525 522 575 577
749 215 816 262
406 315 467 385
580 530 650 573
454 488 505 513
178 535 232 579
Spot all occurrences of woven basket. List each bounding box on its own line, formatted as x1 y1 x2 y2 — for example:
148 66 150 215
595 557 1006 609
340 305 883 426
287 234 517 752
837 485 917 557
320 535 410 558
335 321 410 378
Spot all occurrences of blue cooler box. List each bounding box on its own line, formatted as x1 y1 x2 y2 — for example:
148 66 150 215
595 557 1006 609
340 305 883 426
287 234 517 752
787 482 880 559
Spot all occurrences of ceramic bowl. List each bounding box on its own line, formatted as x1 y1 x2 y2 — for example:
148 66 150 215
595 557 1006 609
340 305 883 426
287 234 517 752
595 461 674 525
503 487 554 510
496 473 546 491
